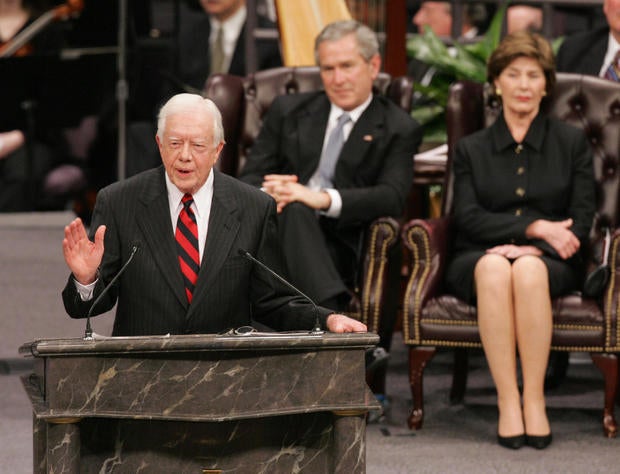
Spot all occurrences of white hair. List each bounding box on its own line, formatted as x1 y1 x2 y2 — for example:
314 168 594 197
156 93 225 145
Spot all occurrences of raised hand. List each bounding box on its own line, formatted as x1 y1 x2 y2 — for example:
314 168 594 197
62 217 106 284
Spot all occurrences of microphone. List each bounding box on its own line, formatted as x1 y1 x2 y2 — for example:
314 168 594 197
84 243 140 340
238 249 324 335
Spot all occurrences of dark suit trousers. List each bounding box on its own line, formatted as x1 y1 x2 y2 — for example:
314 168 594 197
277 203 355 306
279 204 400 359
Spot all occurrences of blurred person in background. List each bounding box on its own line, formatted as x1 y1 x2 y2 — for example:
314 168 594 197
556 0 620 79
0 0 70 211
507 4 543 34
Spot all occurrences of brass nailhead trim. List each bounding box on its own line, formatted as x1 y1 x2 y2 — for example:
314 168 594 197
402 225 431 345
607 237 620 349
362 222 396 330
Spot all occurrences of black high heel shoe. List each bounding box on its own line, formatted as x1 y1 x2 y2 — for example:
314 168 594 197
525 433 553 449
497 433 526 450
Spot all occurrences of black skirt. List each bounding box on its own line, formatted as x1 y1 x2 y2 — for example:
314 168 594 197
444 250 581 304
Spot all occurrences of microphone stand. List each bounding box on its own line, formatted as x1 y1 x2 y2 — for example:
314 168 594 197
116 0 128 182
239 250 324 335
21 100 37 210
84 244 140 340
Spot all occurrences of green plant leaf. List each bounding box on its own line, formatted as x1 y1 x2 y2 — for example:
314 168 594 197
411 102 444 126
407 3 510 142
466 2 506 62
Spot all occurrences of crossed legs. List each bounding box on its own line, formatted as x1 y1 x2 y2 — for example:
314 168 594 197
475 254 552 438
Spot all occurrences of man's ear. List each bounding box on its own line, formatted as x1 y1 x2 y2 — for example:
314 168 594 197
213 141 225 163
369 53 381 79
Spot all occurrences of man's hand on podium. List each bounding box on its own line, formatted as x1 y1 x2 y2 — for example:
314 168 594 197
326 313 367 333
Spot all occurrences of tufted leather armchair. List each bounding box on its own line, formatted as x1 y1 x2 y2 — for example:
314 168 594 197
203 67 415 389
401 73 620 437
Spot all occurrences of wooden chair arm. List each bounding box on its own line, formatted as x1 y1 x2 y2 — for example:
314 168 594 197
602 228 620 351
357 217 401 332
401 216 452 343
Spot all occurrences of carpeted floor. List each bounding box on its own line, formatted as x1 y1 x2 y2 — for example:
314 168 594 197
1 212 618 473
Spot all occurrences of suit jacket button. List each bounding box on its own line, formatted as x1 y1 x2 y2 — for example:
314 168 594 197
515 187 525 197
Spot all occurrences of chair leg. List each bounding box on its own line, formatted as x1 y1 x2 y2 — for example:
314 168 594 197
591 353 619 438
408 346 436 430
450 348 469 405
617 362 620 407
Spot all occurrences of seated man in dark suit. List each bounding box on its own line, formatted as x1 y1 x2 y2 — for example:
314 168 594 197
178 0 282 90
556 0 620 79
62 93 365 336
239 20 423 382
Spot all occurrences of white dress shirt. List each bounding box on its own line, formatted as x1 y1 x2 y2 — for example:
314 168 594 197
599 34 620 78
166 170 214 262
308 93 373 218
75 171 216 300
208 5 247 74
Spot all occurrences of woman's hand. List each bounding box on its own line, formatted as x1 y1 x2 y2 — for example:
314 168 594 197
486 244 543 259
526 219 580 259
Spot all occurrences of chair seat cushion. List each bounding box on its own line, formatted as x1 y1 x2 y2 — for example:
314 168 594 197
420 293 604 348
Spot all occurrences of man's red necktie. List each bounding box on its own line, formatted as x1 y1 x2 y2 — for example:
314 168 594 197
175 194 200 303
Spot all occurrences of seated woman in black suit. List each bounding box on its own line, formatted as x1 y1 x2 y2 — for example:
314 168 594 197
444 31 596 449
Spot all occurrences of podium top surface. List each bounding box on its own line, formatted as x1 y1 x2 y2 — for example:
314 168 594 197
20 332 380 357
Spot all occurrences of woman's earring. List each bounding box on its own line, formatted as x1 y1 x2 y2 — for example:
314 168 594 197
495 88 502 96
542 90 547 97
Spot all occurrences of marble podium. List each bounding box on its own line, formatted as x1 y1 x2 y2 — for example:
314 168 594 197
19 331 380 473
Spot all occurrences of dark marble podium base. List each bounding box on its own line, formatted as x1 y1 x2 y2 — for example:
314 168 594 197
21 332 379 473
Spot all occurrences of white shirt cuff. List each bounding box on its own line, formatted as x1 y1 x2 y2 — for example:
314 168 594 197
74 277 97 301
321 188 342 218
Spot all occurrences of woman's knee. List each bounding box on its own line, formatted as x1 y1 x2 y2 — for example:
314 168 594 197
512 256 549 291
474 254 512 287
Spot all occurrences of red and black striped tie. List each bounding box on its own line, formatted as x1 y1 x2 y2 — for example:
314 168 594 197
175 194 200 303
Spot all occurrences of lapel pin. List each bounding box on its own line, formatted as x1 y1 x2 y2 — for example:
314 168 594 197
363 134 373 142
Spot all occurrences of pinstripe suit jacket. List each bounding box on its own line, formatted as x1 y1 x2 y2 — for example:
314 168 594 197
62 167 330 336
